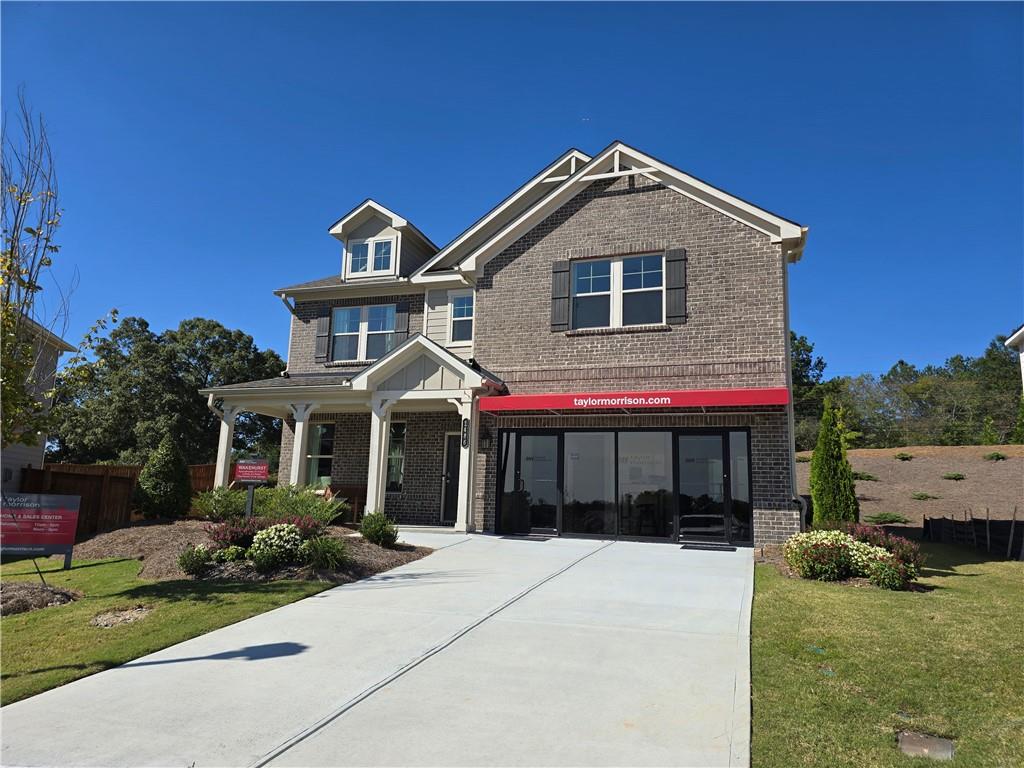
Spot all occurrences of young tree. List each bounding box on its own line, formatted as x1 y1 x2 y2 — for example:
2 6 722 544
1 91 70 448
1012 394 1024 445
134 433 191 518
809 396 859 526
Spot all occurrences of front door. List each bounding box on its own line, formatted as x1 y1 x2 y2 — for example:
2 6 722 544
677 434 727 541
441 434 460 524
498 432 559 534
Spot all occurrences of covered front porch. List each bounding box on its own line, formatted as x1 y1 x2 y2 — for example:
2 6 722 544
200 335 504 532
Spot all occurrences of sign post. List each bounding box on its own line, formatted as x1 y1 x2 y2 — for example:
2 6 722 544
234 459 270 518
1 493 81 570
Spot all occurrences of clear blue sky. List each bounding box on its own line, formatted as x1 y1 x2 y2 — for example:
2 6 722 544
3 2 1021 377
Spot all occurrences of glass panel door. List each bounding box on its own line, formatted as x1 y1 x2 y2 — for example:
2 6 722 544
563 432 615 534
677 435 726 541
520 434 558 532
618 432 674 538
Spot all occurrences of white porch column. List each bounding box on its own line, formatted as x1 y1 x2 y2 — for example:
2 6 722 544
214 404 240 489
454 397 478 533
366 397 392 516
288 402 316 487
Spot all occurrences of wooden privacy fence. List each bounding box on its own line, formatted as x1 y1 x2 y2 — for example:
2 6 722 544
923 508 1024 561
19 462 229 541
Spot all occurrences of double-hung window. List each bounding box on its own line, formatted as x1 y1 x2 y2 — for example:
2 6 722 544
449 291 474 343
305 423 334 488
570 254 664 330
331 304 397 362
346 236 395 278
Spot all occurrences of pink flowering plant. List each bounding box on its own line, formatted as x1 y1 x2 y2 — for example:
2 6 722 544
783 526 923 590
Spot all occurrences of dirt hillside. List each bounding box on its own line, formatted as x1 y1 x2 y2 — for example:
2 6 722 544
796 444 1023 527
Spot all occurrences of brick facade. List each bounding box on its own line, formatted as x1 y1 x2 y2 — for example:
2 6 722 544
473 175 787 393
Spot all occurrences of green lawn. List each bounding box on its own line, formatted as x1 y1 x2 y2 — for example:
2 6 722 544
1 557 328 705
752 543 1024 767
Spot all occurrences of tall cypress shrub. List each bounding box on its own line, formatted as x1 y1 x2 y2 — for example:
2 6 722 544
134 433 192 518
809 397 859 526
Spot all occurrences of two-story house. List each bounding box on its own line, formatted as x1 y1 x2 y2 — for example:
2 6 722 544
202 141 808 546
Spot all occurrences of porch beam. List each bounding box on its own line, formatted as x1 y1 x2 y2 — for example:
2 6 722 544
288 402 317 487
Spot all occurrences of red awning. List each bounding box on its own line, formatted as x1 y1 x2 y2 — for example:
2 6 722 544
478 387 790 412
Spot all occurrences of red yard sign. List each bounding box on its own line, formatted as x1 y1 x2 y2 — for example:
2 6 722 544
234 459 270 483
1 493 80 568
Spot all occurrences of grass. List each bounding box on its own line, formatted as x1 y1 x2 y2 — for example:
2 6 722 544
752 543 1024 767
894 452 915 461
863 512 910 525
942 472 966 481
983 452 1007 462
911 492 940 500
0 557 328 705
852 471 879 482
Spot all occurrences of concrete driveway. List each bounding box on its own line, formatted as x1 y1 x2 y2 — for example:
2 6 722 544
1 533 753 768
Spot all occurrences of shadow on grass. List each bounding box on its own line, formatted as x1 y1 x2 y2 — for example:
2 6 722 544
918 542 1000 579
120 578 318 604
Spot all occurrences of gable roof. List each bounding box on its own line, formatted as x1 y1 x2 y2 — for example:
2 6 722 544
349 333 504 392
327 199 439 253
1006 323 1024 351
411 148 591 279
449 141 808 275
22 316 75 353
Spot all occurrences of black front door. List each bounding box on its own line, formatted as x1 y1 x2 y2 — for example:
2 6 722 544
498 432 559 534
441 434 460 523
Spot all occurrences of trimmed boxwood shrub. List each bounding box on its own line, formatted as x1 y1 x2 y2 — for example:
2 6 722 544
360 512 398 548
211 545 246 563
178 544 212 576
135 434 192 518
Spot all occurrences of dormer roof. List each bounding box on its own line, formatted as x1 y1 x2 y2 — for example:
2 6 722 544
328 199 439 254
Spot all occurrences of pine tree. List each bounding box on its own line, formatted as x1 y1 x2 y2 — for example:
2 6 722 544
1012 394 1024 445
809 396 860 526
134 433 192 518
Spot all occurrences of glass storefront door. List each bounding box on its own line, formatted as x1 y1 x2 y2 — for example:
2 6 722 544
677 434 727 541
498 432 559 534
618 432 673 537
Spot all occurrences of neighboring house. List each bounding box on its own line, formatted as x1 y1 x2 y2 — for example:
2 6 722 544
1006 324 1024 390
203 141 808 545
1 317 75 493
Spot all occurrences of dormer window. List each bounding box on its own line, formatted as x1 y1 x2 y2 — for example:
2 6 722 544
345 236 396 278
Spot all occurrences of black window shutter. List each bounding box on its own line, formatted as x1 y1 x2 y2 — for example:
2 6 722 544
393 301 410 342
551 261 571 331
665 248 688 325
314 312 331 362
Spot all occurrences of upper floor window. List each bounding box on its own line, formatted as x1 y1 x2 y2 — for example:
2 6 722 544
331 304 397 362
346 236 395 278
449 291 474 344
571 254 663 330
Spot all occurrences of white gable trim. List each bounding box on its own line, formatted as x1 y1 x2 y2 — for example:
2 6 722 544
456 142 808 274
328 199 438 251
349 333 491 391
410 148 591 281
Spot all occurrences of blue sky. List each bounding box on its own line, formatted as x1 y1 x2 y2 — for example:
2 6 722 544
3 2 1021 377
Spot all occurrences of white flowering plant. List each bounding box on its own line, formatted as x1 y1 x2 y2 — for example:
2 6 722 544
247 523 302 572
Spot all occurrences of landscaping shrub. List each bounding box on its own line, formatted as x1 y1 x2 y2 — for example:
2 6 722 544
360 511 399 548
192 487 246 520
942 472 965 481
256 486 349 526
211 545 246 563
911 492 938 500
206 515 322 549
867 554 915 590
983 451 1007 462
848 539 890 577
299 536 348 570
782 530 852 581
809 397 859 526
247 523 302 572
852 471 878 482
135 434 192 518
795 454 811 463
178 544 212 576
842 522 924 575
863 512 910 525
894 452 914 461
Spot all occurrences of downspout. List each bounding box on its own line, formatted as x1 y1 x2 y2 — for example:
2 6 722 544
781 237 803 531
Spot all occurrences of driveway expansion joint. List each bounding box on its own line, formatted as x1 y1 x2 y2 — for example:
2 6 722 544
248 540 614 768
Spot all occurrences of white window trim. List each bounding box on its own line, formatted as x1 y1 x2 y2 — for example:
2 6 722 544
447 289 475 346
331 304 397 363
343 234 399 279
305 423 334 485
570 254 665 330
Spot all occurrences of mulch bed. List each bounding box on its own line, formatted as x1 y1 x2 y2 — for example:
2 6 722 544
1 582 81 616
754 543 929 591
63 519 430 584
